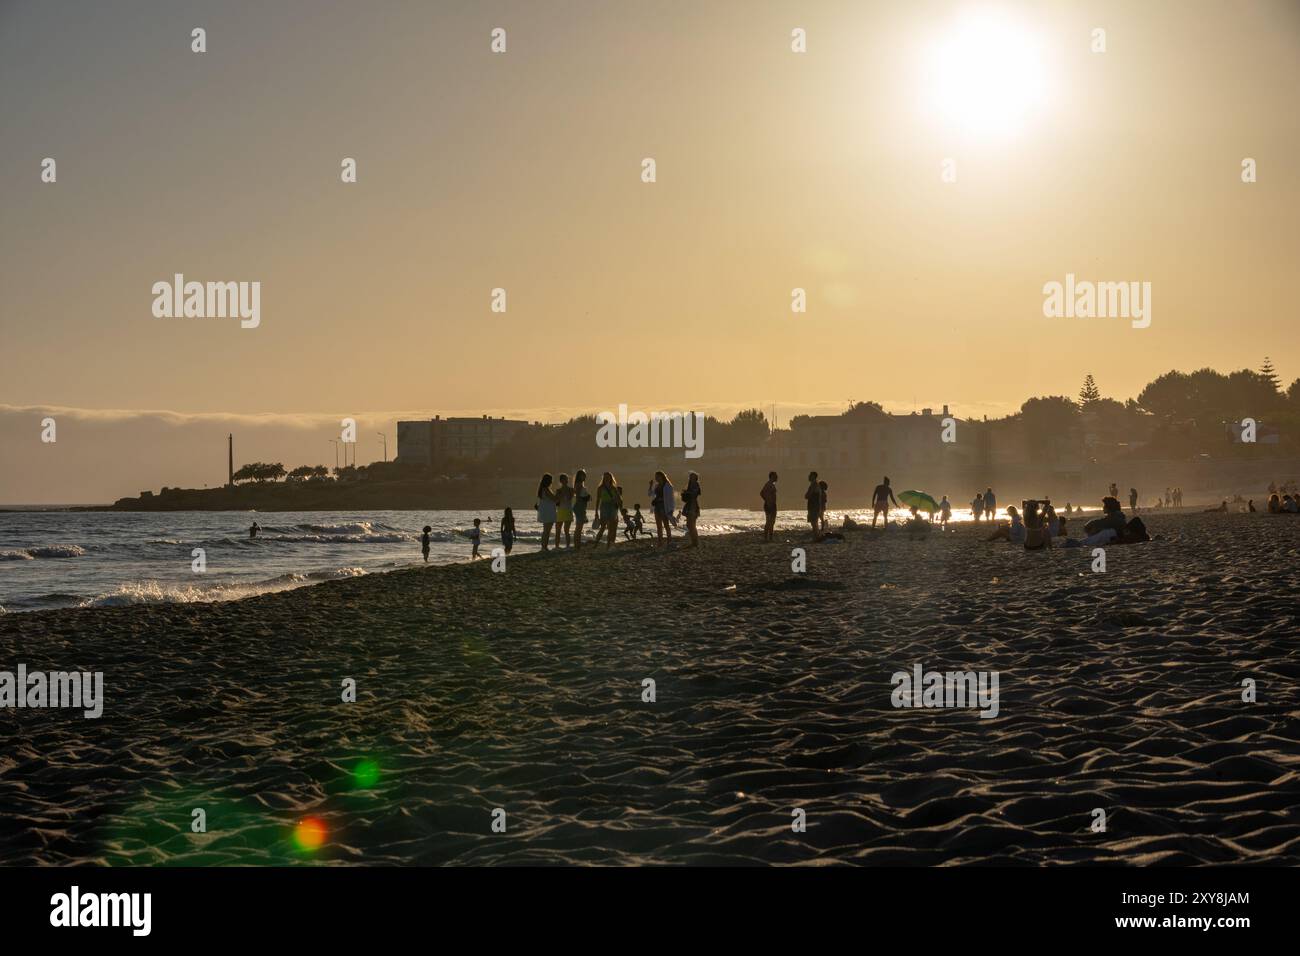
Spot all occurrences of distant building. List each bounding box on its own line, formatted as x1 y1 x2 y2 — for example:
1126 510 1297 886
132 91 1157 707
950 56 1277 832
784 405 973 472
396 415 532 469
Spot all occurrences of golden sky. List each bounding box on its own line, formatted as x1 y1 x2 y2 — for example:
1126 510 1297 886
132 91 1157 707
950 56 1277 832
1 0 1298 501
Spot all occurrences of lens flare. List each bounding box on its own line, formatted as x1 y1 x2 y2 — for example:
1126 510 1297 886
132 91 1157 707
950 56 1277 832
353 759 380 789
293 816 327 852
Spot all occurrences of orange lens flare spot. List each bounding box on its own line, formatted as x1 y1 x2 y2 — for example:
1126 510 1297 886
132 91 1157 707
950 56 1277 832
293 816 327 852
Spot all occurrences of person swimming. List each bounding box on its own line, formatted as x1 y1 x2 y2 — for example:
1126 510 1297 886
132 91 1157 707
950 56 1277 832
249 521 260 539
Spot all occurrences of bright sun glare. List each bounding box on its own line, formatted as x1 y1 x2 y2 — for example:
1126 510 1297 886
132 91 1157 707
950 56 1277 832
923 10 1050 138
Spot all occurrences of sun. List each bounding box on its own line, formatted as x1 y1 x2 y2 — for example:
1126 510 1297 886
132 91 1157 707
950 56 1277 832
921 9 1050 138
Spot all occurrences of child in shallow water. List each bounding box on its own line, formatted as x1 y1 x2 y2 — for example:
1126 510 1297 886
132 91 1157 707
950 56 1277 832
421 525 432 562
467 519 483 559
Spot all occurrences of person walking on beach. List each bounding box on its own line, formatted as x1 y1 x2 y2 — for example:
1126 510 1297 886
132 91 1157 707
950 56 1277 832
467 518 484 559
632 503 645 538
1109 482 1119 499
682 471 702 548
819 480 830 533
500 509 516 554
420 525 432 562
972 491 984 523
805 471 822 539
555 473 575 549
536 473 558 552
595 472 623 549
649 471 675 548
760 471 778 541
249 521 260 539
871 477 898 528
983 487 997 521
572 469 590 551
938 494 952 529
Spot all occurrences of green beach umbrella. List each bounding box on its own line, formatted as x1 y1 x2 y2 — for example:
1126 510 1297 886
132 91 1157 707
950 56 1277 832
898 489 939 514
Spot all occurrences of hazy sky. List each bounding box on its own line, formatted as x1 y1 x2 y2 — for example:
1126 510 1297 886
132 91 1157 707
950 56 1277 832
2 0 1298 502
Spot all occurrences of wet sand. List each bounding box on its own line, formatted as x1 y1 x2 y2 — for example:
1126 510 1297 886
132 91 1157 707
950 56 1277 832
1 511 1298 865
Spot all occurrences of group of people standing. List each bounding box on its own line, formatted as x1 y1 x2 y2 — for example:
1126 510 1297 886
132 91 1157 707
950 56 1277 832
970 488 998 522
533 469 701 551
1115 483 1184 511
760 472 906 541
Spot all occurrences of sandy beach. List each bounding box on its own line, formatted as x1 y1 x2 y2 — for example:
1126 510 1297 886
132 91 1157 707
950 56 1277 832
1 510 1297 866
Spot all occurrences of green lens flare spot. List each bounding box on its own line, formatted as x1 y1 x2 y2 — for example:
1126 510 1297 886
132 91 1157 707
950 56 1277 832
353 759 380 789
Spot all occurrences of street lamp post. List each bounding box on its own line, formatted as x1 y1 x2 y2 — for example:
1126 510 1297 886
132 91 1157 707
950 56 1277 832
377 432 388 463
330 439 340 471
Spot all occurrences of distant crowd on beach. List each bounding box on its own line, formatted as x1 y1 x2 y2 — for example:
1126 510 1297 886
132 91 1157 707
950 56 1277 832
398 466 1300 562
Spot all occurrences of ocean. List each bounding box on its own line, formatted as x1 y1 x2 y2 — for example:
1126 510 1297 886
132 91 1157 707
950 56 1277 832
0 504 1065 612
0 508 796 612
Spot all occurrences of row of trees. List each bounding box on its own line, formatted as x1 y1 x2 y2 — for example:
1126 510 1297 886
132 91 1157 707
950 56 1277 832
1024 359 1300 458
233 361 1297 486
233 463 349 484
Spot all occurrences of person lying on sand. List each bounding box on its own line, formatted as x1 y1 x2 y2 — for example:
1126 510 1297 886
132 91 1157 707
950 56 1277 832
1064 514 1150 547
1203 500 1229 513
905 506 931 532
